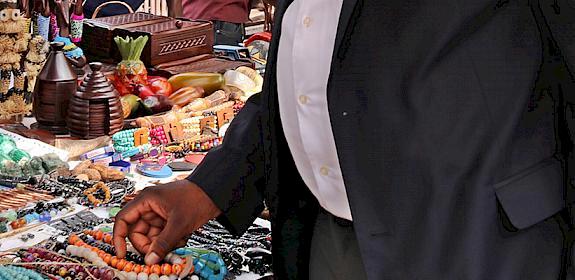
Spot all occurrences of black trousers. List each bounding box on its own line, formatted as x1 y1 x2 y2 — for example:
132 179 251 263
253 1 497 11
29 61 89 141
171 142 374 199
309 209 368 280
212 20 245 46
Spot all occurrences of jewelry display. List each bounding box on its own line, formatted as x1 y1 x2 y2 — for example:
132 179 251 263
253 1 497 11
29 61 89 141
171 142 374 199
185 220 273 276
68 232 192 279
0 196 271 280
47 211 109 235
17 247 118 279
0 17 268 276
0 265 47 280
32 176 134 207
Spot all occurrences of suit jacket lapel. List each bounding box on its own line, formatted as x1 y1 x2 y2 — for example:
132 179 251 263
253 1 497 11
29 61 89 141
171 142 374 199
266 0 293 71
333 0 360 60
262 0 294 201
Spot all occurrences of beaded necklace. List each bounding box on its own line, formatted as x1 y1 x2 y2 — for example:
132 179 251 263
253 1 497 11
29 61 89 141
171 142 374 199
17 247 116 280
70 232 193 279
0 265 46 280
78 234 144 264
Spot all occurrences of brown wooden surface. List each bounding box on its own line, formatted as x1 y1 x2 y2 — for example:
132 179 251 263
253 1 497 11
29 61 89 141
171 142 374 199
0 123 58 145
152 55 253 76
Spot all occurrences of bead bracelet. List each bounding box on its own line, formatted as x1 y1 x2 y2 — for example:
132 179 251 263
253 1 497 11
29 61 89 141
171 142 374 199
83 182 112 206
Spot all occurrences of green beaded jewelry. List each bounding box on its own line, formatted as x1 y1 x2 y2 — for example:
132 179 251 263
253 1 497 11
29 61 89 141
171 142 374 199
113 129 153 153
0 265 47 280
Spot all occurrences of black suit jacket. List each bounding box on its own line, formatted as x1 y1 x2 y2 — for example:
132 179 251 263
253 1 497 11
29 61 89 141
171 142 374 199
188 0 575 279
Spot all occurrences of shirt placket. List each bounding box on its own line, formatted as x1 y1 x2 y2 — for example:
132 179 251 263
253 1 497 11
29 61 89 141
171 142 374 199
292 5 336 208
277 1 324 204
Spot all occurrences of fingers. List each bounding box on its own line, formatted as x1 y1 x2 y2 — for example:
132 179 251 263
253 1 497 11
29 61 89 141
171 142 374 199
126 219 151 254
112 218 130 259
113 197 152 258
141 213 166 228
145 212 185 265
130 219 151 234
128 222 163 254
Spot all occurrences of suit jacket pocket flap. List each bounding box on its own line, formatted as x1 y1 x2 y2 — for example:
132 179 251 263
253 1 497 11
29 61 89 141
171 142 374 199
494 158 564 230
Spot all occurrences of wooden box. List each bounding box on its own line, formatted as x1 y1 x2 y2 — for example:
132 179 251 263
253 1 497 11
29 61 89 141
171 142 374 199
117 19 214 66
81 13 214 66
81 13 167 61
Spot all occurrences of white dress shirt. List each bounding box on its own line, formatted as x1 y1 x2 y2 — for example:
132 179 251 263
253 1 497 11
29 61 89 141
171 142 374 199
276 0 351 220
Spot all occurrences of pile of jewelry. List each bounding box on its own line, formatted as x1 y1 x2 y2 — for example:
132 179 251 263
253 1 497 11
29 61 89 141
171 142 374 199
17 247 118 280
187 220 272 276
67 231 195 280
0 229 228 280
0 265 47 280
32 176 135 207
0 200 73 233
48 210 110 235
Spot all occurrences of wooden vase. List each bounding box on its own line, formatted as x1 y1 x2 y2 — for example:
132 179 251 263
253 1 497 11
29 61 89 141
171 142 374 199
33 41 77 134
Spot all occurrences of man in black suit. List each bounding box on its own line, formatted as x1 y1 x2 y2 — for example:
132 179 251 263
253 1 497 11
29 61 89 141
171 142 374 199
113 0 575 279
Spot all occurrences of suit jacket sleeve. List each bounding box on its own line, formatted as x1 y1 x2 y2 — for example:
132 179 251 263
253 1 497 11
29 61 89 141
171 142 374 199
186 93 265 235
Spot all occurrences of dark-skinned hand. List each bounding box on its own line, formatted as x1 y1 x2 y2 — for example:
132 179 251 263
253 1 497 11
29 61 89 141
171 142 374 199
113 180 221 265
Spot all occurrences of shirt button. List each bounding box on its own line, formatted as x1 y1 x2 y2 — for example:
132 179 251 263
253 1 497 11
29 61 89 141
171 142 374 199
319 166 329 176
303 16 312 28
298 95 309 105
342 111 348 116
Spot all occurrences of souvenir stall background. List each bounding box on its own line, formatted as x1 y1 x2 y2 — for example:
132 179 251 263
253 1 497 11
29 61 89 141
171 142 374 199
0 0 275 279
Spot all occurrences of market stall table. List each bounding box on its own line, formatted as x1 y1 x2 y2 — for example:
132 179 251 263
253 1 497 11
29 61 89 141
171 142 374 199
0 6 268 277
0 123 273 280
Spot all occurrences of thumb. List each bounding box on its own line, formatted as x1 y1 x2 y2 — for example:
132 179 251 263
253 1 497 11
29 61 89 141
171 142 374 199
144 214 184 265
